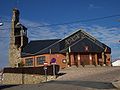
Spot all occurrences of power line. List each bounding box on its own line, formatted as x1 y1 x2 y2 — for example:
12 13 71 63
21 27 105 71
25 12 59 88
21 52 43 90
0 24 120 39
0 14 120 30
27 14 120 28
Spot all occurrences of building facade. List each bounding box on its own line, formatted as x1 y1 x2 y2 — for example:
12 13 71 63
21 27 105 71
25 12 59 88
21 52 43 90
9 9 111 69
21 30 111 69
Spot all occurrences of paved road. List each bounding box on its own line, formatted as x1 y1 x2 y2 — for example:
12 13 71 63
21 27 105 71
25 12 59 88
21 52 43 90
0 66 120 90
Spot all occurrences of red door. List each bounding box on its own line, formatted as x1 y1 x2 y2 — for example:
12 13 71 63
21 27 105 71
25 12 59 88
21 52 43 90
80 54 90 65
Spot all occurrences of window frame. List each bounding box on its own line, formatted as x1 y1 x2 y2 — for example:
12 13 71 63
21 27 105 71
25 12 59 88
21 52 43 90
36 56 45 65
24 58 33 66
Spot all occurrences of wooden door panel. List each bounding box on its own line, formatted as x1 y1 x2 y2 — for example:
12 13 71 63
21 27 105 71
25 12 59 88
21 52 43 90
80 54 89 65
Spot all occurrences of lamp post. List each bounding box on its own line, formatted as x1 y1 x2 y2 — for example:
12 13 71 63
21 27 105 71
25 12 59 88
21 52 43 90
0 21 3 26
44 62 48 82
0 22 3 84
0 22 3 26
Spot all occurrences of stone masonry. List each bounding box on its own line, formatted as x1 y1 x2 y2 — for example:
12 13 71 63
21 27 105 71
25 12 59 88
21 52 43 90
9 8 28 67
2 73 55 84
2 66 59 84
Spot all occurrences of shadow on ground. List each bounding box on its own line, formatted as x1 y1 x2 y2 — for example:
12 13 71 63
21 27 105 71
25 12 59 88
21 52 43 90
48 80 116 89
56 73 66 78
0 85 19 90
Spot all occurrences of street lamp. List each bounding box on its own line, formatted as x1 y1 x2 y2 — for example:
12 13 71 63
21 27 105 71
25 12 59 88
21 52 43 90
0 22 3 26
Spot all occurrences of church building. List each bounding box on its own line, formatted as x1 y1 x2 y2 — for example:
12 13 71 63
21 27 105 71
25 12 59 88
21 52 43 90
9 8 111 69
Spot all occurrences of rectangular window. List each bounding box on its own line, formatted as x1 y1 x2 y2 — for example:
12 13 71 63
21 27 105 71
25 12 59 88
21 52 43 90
36 56 45 65
25 58 33 66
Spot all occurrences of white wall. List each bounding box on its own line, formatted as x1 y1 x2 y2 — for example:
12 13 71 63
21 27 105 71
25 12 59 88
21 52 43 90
112 60 120 66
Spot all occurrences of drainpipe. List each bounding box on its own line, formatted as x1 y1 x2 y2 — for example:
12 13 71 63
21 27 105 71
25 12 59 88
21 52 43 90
33 56 36 67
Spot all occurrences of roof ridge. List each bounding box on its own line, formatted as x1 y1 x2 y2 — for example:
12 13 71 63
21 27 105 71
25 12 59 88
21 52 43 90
62 29 82 40
22 39 60 55
60 38 84 52
81 30 104 49
113 58 120 62
33 39 61 55
24 29 105 56
33 29 83 54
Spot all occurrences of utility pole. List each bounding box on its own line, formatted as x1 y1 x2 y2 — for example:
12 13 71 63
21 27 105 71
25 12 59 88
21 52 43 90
117 20 120 43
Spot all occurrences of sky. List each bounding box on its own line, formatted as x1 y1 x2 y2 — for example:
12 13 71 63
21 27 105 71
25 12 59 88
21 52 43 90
0 0 120 68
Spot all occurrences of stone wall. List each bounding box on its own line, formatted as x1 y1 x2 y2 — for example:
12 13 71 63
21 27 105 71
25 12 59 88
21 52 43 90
2 73 54 84
9 45 21 67
2 65 59 84
3 73 22 84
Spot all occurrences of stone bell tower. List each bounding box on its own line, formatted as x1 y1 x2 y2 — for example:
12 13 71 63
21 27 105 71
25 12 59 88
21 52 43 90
9 8 28 67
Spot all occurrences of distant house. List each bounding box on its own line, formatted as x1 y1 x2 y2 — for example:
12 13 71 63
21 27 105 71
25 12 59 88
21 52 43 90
112 59 120 66
9 8 111 69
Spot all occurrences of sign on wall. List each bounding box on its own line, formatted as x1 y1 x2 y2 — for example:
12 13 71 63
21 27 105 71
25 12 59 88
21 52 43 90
64 30 86 47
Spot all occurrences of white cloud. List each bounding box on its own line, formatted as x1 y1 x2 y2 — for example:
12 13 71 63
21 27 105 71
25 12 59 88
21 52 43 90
21 19 59 40
82 25 120 59
88 4 102 9
0 19 120 68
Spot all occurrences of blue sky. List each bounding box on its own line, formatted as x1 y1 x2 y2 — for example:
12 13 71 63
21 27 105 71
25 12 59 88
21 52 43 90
0 0 120 68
